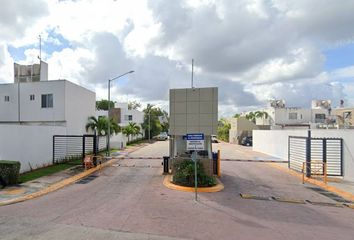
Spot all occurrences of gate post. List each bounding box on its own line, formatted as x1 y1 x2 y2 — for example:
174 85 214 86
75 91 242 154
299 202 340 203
93 135 98 156
53 135 55 164
306 130 311 177
82 135 86 159
323 138 327 175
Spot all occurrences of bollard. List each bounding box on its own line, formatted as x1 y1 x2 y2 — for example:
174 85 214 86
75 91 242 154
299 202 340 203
163 156 169 174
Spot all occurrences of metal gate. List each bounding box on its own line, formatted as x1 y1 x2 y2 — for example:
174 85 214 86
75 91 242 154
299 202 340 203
53 135 107 164
288 136 343 176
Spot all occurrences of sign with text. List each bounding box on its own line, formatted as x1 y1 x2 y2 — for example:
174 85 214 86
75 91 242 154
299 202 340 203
186 133 205 150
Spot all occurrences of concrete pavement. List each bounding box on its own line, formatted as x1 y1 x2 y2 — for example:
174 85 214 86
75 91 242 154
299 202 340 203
1 141 354 240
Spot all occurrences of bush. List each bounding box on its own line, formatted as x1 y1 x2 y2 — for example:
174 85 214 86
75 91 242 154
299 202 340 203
0 160 21 186
173 160 216 187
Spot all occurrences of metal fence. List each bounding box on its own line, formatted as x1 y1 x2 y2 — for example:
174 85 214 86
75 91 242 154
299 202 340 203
288 135 343 176
53 135 107 164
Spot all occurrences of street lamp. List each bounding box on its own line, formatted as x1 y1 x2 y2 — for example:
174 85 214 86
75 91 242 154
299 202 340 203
107 70 134 156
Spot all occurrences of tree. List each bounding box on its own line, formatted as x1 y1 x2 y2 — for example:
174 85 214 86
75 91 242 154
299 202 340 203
122 122 141 143
85 116 121 136
234 113 241 118
128 101 141 110
217 118 231 142
96 100 115 111
245 112 256 123
142 104 169 138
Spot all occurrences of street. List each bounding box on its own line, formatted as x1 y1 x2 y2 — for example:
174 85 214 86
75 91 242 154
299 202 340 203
1 141 354 240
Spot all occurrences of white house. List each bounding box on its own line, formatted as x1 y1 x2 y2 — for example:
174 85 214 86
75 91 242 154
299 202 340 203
0 61 96 172
0 80 95 134
95 102 145 149
255 99 330 129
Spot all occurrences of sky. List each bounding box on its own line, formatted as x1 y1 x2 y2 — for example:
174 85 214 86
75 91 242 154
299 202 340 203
0 0 354 117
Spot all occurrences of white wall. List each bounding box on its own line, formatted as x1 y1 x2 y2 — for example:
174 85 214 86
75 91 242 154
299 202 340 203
0 125 66 173
0 84 19 121
253 129 354 181
65 81 96 135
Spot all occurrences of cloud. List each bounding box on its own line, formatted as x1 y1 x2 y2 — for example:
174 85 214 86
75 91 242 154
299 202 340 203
0 0 49 42
1 0 354 117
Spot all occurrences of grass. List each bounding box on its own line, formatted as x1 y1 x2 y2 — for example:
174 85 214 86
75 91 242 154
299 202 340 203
19 158 82 183
127 139 147 146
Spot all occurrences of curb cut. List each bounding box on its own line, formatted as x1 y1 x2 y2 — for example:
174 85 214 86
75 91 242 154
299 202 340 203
0 158 118 207
0 141 153 207
267 163 354 202
163 175 224 193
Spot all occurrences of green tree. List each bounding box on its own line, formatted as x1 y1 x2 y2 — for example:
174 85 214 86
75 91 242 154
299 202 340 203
96 100 115 110
85 116 121 136
245 112 256 123
128 101 141 110
142 104 169 138
233 113 241 118
217 118 231 142
122 122 141 143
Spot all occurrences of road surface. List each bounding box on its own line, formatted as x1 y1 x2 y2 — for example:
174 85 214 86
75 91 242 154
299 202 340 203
1 141 354 240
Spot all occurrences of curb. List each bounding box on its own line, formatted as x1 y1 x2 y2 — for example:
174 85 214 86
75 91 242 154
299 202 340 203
163 175 224 193
0 158 117 207
267 163 354 202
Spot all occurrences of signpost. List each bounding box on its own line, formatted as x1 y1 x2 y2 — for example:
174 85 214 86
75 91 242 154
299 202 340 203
186 133 205 201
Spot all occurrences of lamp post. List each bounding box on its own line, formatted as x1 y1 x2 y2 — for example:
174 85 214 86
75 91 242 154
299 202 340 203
107 70 134 156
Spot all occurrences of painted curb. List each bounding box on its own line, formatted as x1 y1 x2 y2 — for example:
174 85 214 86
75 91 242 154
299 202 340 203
163 175 224 193
267 163 354 202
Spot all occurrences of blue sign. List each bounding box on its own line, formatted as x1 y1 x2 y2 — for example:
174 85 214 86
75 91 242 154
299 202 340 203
186 133 204 141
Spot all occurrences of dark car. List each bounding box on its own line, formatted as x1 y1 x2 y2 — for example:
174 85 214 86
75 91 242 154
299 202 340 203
241 136 252 146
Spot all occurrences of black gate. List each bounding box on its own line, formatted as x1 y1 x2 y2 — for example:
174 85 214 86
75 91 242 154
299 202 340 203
53 135 106 164
288 135 343 176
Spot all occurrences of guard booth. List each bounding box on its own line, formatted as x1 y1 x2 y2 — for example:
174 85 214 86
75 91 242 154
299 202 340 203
168 87 218 176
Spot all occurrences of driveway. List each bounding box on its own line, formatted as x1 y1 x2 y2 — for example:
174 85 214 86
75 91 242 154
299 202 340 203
1 141 354 240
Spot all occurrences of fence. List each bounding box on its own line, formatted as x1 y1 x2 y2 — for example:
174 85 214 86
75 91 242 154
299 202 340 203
288 135 343 177
53 135 107 164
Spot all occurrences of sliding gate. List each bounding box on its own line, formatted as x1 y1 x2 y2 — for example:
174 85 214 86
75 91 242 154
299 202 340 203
288 136 343 176
53 134 107 164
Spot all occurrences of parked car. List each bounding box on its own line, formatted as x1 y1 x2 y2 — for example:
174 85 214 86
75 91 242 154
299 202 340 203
241 136 252 146
156 132 168 141
211 135 219 143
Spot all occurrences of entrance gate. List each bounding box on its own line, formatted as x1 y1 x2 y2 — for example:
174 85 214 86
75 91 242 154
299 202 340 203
288 136 343 176
53 135 107 164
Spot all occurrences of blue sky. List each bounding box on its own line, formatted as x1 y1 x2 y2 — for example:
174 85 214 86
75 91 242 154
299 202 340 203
324 43 354 71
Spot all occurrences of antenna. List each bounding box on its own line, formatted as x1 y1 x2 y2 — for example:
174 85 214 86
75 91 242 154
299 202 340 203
191 59 194 88
38 35 42 61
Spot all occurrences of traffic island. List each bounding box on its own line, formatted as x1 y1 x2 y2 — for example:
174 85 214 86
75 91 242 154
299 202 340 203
163 175 224 193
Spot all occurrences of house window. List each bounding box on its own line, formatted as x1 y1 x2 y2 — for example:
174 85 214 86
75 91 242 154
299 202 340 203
289 112 297 120
30 94 35 101
4 96 10 102
315 114 326 123
41 94 53 108
124 115 133 121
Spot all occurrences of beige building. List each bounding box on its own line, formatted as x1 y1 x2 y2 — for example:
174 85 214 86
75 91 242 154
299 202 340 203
334 107 354 128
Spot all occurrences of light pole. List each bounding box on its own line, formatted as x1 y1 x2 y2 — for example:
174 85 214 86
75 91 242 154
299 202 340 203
107 70 134 156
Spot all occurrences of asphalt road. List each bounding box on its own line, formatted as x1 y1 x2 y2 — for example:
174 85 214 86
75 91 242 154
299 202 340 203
1 141 354 240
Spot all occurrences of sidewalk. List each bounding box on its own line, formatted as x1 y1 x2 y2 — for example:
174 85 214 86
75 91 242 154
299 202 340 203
0 142 149 206
215 142 354 202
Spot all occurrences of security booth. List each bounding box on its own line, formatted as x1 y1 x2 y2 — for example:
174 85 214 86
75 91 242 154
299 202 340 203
168 87 218 180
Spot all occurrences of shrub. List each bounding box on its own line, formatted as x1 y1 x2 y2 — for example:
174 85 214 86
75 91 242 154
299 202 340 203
173 160 216 187
0 160 21 185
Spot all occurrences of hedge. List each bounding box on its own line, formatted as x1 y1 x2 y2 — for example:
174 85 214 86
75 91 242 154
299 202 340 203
0 160 21 186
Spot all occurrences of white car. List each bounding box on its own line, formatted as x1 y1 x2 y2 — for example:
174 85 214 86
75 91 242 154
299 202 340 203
156 132 168 141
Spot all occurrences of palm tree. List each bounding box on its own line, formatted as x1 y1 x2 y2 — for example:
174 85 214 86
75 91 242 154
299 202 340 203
254 111 269 125
245 112 256 123
122 122 141 143
85 116 121 136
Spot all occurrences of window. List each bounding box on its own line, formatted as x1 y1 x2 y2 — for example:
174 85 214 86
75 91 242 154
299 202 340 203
41 94 53 108
4 96 9 102
30 94 35 101
289 112 297 120
124 115 133 121
315 114 326 123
